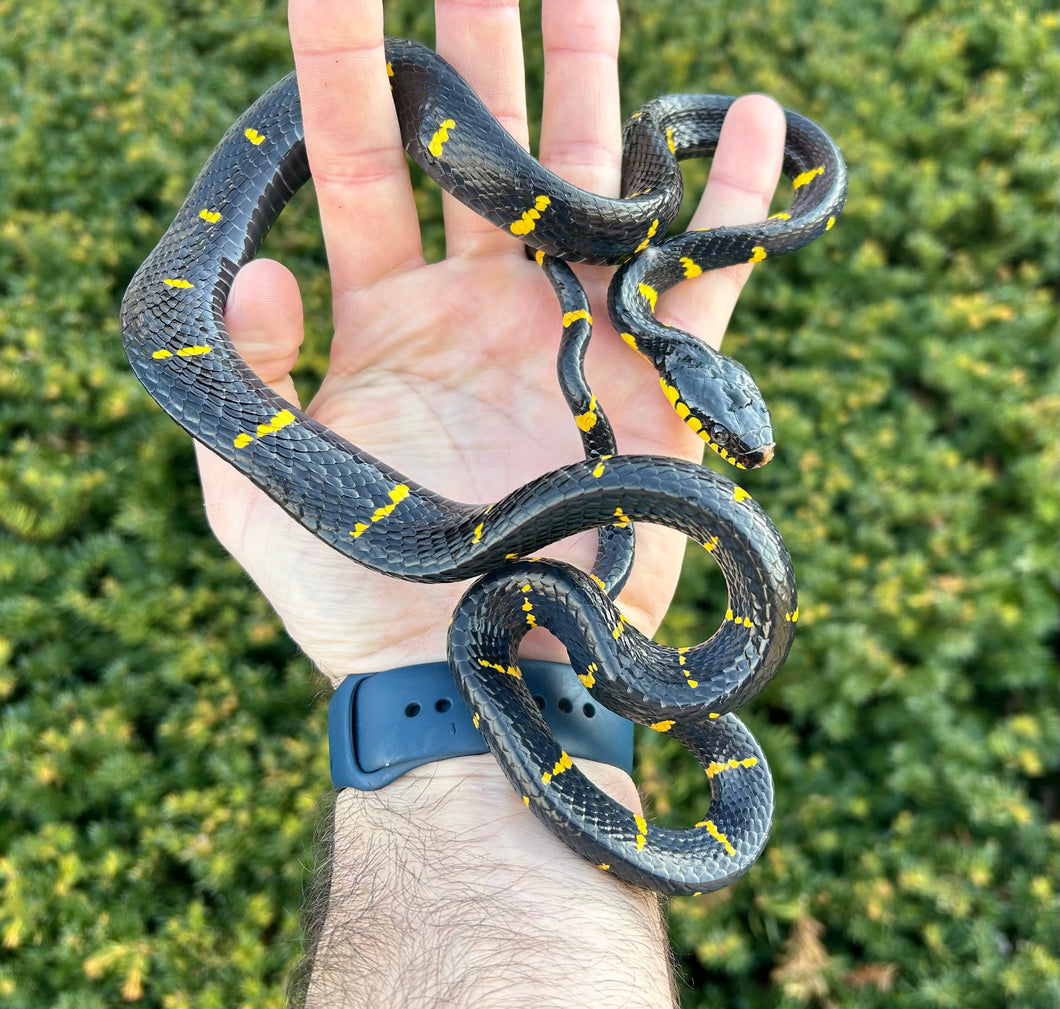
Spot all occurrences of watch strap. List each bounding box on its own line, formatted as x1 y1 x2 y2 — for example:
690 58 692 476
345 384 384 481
329 660 634 790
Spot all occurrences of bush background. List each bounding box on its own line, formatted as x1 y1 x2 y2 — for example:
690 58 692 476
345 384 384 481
1 0 1056 1006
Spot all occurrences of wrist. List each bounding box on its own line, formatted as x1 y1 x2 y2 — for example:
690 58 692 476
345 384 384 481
307 758 676 1009
334 754 645 901
335 755 645 893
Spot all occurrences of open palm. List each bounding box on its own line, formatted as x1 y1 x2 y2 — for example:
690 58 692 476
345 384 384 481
194 0 785 684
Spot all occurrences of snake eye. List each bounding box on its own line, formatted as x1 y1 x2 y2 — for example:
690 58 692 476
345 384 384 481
709 423 730 447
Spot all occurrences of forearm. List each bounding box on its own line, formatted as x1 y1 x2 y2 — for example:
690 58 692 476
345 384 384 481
302 754 677 1009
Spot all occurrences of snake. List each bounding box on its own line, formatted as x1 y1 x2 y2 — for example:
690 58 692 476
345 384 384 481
120 37 846 895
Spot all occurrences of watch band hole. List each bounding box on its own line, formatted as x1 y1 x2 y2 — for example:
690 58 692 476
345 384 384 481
558 697 573 713
435 698 452 713
583 703 596 718
404 703 421 717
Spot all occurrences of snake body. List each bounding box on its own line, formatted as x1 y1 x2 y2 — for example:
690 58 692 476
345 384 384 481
120 38 846 894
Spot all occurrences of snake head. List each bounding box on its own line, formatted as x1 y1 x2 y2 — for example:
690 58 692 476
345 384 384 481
659 342 775 470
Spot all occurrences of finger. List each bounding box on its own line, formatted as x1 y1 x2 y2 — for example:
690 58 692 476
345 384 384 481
539 0 622 198
657 94 786 350
195 257 305 549
434 0 530 258
221 258 305 403
288 0 423 294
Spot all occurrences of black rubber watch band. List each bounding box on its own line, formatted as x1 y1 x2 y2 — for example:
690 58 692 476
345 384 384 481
329 660 634 790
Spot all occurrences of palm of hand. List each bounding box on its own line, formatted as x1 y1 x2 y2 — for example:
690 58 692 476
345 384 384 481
198 248 701 680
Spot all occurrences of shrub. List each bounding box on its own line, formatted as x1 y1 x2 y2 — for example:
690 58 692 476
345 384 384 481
0 1 1056 1006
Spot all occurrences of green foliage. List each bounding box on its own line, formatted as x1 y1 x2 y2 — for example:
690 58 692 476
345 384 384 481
0 1 1056 1007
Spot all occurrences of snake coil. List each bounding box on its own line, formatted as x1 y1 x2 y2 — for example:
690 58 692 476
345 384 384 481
120 38 846 894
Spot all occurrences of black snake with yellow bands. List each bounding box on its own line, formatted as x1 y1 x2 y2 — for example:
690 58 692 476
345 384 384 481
120 37 846 895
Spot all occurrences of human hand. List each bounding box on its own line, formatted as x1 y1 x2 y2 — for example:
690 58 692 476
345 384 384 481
194 0 785 684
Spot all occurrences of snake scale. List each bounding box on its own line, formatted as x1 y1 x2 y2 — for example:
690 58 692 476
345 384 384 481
120 37 846 895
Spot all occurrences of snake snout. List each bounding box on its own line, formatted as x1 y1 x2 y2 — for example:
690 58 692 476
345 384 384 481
661 345 775 470
740 442 776 469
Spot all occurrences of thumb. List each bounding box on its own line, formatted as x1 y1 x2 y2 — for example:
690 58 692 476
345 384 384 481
657 94 786 351
218 257 305 402
194 257 306 553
